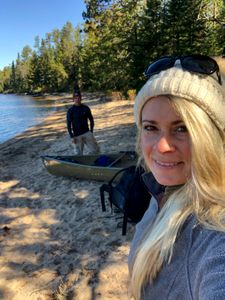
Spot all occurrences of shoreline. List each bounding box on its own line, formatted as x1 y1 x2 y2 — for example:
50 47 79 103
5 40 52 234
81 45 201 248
0 93 73 147
0 93 136 299
0 92 103 149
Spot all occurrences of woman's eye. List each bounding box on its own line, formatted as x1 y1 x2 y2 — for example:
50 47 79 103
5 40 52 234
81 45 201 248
143 124 157 131
175 125 188 132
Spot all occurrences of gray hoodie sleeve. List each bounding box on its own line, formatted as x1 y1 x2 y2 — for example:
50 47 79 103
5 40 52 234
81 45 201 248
191 229 225 299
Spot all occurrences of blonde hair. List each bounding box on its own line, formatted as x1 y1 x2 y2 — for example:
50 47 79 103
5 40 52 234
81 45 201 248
130 96 225 300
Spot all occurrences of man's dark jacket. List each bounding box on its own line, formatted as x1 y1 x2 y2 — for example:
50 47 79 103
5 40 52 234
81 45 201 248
67 104 94 138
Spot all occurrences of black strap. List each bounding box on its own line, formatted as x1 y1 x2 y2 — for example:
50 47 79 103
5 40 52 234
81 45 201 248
108 165 136 184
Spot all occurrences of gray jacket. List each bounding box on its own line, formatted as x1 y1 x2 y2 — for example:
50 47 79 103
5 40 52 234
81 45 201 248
128 196 225 300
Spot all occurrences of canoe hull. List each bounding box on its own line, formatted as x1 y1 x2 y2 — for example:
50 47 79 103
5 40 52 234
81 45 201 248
41 152 137 181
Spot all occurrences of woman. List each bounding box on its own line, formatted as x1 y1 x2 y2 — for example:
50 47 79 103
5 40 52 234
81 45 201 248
128 55 225 299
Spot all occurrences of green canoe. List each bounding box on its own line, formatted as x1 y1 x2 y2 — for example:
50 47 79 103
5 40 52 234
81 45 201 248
41 151 137 181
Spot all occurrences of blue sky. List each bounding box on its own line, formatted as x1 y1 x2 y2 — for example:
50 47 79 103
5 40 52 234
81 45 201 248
0 0 86 70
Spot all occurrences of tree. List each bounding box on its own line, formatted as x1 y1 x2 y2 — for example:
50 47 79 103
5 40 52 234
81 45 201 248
10 61 17 92
1 1 224 94
159 0 206 54
15 46 33 92
197 0 225 54
81 0 146 93
0 67 11 92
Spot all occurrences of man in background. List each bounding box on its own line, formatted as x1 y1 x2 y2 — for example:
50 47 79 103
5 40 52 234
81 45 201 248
66 91 100 155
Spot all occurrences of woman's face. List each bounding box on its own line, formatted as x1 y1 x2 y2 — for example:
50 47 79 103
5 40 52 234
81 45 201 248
141 96 191 186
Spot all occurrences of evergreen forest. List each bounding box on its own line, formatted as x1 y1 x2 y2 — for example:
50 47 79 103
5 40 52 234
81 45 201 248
0 0 224 96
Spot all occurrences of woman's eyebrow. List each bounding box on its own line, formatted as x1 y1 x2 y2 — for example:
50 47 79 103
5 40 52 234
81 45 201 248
141 120 157 124
142 120 184 125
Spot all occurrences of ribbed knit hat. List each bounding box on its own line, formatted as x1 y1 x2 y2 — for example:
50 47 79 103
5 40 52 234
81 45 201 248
134 64 225 131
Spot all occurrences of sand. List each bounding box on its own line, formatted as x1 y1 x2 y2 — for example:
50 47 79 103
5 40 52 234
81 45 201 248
0 93 137 300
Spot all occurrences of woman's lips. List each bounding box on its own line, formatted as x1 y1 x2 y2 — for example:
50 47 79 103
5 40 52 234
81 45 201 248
154 159 182 167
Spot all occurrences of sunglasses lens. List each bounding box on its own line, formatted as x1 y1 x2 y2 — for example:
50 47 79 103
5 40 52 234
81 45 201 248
182 56 217 74
145 57 175 78
144 55 221 84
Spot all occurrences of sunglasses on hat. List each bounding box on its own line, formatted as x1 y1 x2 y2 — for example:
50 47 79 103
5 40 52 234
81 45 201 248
144 55 222 85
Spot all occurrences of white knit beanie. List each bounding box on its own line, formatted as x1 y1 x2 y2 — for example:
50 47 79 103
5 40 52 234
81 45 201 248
134 65 225 131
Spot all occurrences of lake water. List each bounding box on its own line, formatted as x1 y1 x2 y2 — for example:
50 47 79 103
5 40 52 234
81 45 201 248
0 94 58 144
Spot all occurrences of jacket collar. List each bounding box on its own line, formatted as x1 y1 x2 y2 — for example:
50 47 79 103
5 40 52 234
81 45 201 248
141 172 165 202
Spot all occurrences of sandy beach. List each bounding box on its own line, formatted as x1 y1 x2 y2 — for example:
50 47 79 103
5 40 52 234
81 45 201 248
0 93 137 300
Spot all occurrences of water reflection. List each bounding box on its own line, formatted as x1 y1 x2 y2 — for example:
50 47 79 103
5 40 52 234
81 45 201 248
0 94 58 144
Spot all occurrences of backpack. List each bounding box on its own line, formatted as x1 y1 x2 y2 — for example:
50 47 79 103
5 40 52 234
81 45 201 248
100 165 150 235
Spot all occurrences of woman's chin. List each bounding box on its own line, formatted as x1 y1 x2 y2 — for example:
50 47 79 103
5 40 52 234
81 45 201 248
153 174 186 186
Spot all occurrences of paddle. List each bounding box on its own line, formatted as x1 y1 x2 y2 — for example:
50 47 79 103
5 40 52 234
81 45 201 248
108 153 126 167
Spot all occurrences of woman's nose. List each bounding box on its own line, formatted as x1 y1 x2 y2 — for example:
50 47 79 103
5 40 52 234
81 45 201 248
155 135 176 153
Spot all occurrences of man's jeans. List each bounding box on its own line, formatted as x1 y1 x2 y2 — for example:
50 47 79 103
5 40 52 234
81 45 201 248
73 131 99 155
